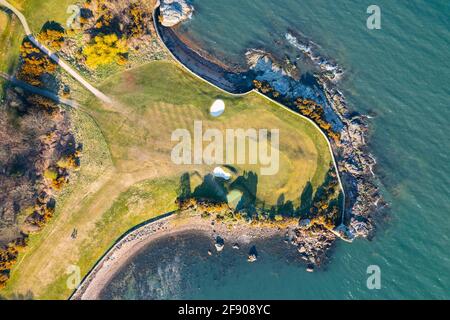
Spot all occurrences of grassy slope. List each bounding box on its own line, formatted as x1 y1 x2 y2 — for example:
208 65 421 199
1 60 331 299
9 0 76 32
1 106 179 299
0 0 76 78
0 10 24 74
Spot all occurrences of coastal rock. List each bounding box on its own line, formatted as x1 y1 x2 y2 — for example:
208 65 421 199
232 243 240 250
285 32 343 81
245 33 386 242
215 242 224 252
349 219 370 238
306 264 315 273
159 0 194 27
215 236 224 252
292 224 336 267
246 50 344 132
299 218 311 228
247 245 258 262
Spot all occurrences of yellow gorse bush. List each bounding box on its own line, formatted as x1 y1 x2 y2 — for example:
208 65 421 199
83 33 128 69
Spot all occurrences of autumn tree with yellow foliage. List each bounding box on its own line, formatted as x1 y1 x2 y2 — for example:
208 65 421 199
17 40 57 86
83 33 128 69
36 21 66 51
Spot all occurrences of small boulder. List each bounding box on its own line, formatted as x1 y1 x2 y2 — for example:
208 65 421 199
306 264 315 273
215 236 224 252
299 219 311 228
247 245 258 263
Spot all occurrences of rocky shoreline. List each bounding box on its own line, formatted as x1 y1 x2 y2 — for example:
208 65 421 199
155 4 386 241
285 31 386 237
242 44 386 239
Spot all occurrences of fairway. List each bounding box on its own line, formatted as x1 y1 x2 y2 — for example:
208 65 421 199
87 61 332 205
1 60 332 299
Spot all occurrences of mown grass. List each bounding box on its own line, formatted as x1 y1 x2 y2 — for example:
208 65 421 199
0 10 24 74
8 0 77 32
87 60 331 204
39 177 178 299
1 60 332 299
0 0 79 74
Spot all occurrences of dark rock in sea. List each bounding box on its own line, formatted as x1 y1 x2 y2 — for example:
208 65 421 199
215 236 224 252
247 245 258 262
232 243 240 250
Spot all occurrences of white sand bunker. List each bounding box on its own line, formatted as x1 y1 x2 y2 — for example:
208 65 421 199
210 99 225 117
212 166 231 180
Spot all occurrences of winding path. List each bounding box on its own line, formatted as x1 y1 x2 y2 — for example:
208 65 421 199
0 0 112 104
0 71 78 108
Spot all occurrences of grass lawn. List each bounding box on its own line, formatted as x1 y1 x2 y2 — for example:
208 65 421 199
86 61 332 205
0 0 80 73
1 60 332 299
8 0 77 32
0 9 24 73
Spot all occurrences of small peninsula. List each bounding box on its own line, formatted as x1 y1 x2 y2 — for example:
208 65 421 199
0 0 384 300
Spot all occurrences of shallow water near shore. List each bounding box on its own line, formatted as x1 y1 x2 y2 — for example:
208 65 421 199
100 231 304 300
102 0 450 299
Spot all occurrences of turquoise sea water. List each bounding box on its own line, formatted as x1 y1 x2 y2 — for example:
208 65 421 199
103 0 450 299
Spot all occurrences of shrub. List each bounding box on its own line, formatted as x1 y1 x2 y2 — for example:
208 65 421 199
83 33 128 69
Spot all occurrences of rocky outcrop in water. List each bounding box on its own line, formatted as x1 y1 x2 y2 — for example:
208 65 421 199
246 50 344 132
292 224 336 266
285 32 343 81
247 246 258 262
318 69 385 239
246 33 386 241
159 0 194 27
215 236 224 252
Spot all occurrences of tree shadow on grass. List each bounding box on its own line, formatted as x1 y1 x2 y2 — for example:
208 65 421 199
177 172 191 202
192 174 228 203
298 181 313 218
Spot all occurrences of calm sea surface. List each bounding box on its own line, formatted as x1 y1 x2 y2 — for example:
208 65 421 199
102 0 450 299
